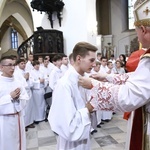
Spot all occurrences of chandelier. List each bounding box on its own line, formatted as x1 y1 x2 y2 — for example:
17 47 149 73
30 0 65 28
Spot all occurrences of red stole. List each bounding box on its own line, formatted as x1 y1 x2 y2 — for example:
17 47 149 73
126 49 145 72
129 107 144 150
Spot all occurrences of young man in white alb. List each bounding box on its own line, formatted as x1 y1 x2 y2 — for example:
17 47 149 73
0 56 29 150
48 42 97 150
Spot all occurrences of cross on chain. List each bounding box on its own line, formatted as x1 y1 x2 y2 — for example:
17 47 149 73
143 7 150 15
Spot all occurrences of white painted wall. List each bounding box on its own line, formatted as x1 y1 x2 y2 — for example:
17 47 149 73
110 0 137 57
18 33 24 46
27 0 97 55
1 28 11 53
0 0 138 57
0 1 33 37
0 28 23 54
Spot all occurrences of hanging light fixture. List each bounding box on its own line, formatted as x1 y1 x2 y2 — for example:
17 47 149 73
30 0 65 28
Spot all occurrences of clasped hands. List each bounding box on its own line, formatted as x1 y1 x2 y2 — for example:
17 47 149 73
10 88 21 101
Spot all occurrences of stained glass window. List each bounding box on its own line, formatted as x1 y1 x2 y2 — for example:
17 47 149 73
11 29 18 49
128 0 137 29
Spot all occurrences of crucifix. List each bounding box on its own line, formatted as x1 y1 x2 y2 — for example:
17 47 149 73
143 7 150 16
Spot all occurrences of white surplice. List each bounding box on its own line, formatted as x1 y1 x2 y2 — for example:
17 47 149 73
49 66 62 90
60 64 69 75
48 62 55 72
30 69 46 121
90 56 150 149
0 75 29 150
48 66 91 150
99 65 112 120
25 61 34 72
14 67 35 126
40 65 50 87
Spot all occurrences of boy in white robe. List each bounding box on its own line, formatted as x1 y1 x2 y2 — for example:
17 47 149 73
25 54 34 72
91 61 103 129
30 60 46 123
99 57 112 122
60 54 69 75
0 56 29 150
14 59 35 130
48 42 97 150
45 55 55 72
39 58 50 87
49 54 63 90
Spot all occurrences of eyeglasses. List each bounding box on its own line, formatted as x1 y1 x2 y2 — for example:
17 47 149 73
2 64 16 67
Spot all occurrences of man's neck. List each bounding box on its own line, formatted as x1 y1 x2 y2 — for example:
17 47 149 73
1 73 13 78
73 64 84 76
18 67 25 71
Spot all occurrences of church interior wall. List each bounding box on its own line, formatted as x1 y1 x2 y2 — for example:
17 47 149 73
0 1 33 36
110 0 137 57
0 0 138 58
29 0 97 56
0 0 34 57
0 28 11 56
18 32 24 46
0 27 23 56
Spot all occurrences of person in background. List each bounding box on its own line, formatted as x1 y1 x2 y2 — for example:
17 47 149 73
39 58 50 87
107 61 113 74
109 54 116 66
91 61 100 73
38 56 44 67
99 57 112 122
0 56 29 150
45 55 55 72
30 60 46 124
96 52 102 62
25 54 34 72
99 57 109 73
60 54 69 75
112 60 125 74
14 59 35 131
91 61 104 129
118 54 127 72
68 53 74 66
48 42 97 150
49 54 62 90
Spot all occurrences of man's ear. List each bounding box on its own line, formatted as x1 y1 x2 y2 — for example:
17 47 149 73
140 25 147 34
76 55 82 62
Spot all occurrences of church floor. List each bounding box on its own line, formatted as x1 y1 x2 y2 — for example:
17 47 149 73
26 113 127 150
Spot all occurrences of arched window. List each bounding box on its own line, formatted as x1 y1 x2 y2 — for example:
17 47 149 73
11 29 18 49
128 0 137 30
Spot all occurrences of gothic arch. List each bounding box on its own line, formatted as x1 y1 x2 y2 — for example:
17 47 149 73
0 0 34 55
0 0 34 38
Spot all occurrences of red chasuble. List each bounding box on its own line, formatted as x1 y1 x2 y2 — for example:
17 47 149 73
126 49 145 72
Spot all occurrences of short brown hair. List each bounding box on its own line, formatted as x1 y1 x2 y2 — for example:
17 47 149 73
0 56 14 64
32 60 40 66
72 42 97 61
16 59 26 65
95 61 101 66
